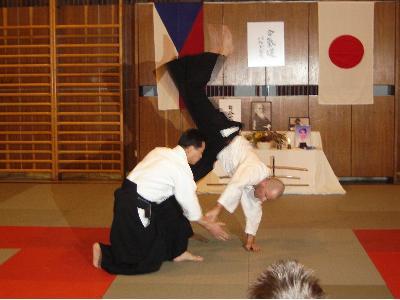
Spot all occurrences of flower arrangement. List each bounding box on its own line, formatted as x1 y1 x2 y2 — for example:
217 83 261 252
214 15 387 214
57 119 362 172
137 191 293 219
244 130 287 148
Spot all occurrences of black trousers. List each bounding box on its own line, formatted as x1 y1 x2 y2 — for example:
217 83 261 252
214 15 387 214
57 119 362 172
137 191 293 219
167 52 242 181
100 179 193 275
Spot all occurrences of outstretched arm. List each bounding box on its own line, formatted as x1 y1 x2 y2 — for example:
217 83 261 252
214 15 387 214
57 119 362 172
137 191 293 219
205 203 224 222
197 215 229 241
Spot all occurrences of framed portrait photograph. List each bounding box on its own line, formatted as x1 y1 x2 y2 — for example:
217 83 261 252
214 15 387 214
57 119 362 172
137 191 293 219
251 101 272 131
294 125 311 148
288 117 310 131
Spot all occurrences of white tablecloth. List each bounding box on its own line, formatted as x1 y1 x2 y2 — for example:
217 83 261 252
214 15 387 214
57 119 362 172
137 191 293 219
197 136 346 195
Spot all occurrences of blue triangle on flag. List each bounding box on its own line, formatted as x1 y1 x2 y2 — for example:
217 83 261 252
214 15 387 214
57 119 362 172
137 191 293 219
155 3 202 52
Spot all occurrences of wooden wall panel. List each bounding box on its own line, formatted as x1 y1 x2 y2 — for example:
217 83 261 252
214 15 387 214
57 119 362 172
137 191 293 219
56 4 84 26
137 3 156 160
137 3 155 86
374 1 395 85
351 1 396 178
269 96 308 131
308 3 318 85
138 96 165 160
181 109 196 132
223 3 266 85
138 97 182 160
396 0 400 181
123 2 136 173
164 109 182 148
87 3 115 25
203 3 223 85
137 102 184 159
33 6 50 26
352 97 394 177
309 97 351 176
265 3 309 85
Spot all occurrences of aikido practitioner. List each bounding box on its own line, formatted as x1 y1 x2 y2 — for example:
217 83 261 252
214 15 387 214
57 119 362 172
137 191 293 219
166 31 284 252
92 129 229 275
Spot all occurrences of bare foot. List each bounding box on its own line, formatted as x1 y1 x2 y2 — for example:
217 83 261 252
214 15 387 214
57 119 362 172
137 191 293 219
92 242 102 268
244 242 261 252
173 251 204 262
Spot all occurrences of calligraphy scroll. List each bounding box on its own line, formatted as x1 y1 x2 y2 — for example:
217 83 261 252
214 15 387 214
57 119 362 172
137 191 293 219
247 22 285 67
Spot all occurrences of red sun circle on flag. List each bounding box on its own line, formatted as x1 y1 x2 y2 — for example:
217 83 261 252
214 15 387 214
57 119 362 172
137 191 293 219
328 35 364 69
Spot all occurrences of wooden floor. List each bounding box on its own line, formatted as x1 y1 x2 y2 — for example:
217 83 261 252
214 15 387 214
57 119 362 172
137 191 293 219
0 182 399 298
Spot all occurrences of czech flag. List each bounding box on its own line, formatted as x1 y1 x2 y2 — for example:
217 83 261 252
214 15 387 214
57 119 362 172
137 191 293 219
153 3 204 110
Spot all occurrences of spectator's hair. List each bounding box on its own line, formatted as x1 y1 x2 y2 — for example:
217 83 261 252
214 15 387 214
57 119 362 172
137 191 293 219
178 129 205 149
248 259 325 299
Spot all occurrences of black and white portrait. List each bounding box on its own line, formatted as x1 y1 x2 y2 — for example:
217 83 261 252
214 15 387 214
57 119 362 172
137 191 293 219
251 101 272 131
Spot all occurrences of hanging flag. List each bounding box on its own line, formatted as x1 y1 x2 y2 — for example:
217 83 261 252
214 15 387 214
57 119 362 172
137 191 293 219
153 5 179 111
318 2 374 105
153 3 204 110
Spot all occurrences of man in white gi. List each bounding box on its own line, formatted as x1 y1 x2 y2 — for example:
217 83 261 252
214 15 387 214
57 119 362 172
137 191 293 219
166 28 284 252
92 129 229 275
206 137 284 251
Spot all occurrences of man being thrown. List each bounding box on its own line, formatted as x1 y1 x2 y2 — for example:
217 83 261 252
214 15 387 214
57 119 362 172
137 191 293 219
92 129 229 275
167 27 284 252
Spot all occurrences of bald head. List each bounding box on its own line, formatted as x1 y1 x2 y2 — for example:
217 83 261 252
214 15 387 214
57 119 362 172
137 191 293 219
266 177 285 199
254 177 285 202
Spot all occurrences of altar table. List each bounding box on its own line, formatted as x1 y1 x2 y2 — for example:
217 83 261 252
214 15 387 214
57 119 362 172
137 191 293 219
197 132 345 195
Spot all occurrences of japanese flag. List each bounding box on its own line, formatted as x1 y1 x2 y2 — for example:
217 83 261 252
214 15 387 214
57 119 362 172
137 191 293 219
318 2 374 105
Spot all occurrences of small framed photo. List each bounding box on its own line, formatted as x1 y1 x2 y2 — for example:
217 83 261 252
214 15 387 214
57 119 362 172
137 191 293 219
219 98 242 123
288 117 310 131
251 101 272 131
294 125 311 148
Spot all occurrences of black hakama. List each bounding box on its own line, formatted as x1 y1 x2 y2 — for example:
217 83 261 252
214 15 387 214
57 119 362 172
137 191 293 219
99 179 193 275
